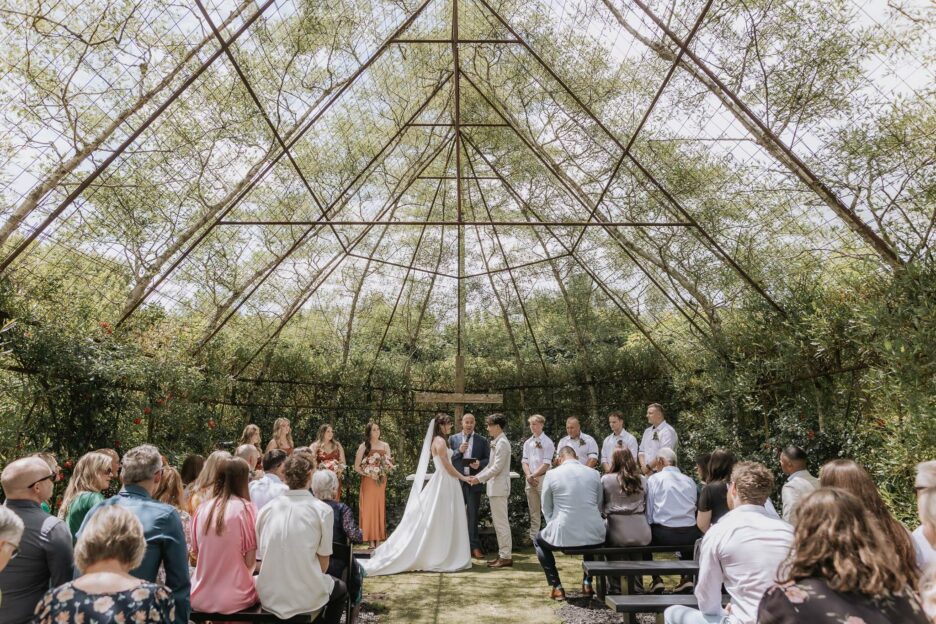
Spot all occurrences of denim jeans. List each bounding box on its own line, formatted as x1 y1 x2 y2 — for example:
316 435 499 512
663 605 725 624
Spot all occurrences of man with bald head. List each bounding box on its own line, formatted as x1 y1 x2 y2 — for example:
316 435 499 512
236 443 263 480
0 456 74 624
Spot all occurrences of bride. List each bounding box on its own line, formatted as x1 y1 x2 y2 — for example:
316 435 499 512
360 414 471 575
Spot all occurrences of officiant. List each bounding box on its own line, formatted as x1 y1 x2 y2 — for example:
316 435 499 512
450 413 490 559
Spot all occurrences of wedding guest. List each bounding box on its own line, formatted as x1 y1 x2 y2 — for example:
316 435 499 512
58 451 114 538
265 417 295 455
534 446 606 600
0 457 73 624
665 461 793 624
33 505 175 624
94 448 122 498
179 454 204 504
758 488 929 624
235 444 262 481
645 448 699 594
696 449 735 532
638 403 677 474
312 424 347 499
78 444 190 624
450 412 490 559
916 461 936 620
522 414 554 544
471 413 513 568
694 452 711 488
555 417 599 468
354 421 391 548
601 447 650 595
152 467 193 580
820 458 919 582
256 454 347 624
601 411 639 472
30 452 62 514
186 450 230 514
249 449 289 511
0 505 24 577
238 424 263 453
190 457 259 614
312 469 364 623
779 445 818 522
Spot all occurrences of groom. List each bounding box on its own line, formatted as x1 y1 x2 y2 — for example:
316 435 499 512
450 413 489 560
469 413 512 568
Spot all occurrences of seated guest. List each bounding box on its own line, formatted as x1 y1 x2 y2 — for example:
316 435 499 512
0 456 73 624
601 411 639 472
601 447 650 594
645 448 699 594
235 444 263 481
185 450 230 514
312 469 364 623
33 505 175 624
179 454 204 505
555 417 599 468
638 403 677 475
152 467 193 580
779 445 818 523
0 505 24 585
693 452 711 492
820 459 919 583
256 454 347 624
248 449 289 510
78 444 190 624
696 449 735 532
30 452 62 514
191 457 259 614
917 461 936 620
58 451 113 538
534 445 606 601
758 487 929 623
664 461 793 624
94 448 122 498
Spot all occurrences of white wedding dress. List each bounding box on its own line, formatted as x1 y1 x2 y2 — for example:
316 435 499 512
360 425 471 576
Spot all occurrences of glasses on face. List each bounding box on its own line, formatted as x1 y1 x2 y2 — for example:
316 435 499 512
27 473 56 489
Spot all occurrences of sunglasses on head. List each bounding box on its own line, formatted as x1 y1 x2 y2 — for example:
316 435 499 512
27 472 56 488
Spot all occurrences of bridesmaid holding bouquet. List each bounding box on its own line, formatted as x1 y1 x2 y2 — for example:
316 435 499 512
354 421 393 548
311 423 346 499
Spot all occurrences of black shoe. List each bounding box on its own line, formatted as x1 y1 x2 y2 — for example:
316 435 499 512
673 577 695 594
650 577 665 594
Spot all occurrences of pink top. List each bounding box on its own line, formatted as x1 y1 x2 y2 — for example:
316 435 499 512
190 496 259 613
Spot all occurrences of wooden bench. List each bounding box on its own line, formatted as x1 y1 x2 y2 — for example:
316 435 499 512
606 593 729 624
584 559 698 600
561 544 684 557
191 606 316 623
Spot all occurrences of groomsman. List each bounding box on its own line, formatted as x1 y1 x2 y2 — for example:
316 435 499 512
450 413 489 560
638 403 678 475
601 411 639 472
555 417 599 468
521 414 555 543
469 413 512 568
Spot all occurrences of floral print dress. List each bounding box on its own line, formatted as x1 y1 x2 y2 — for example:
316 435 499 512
757 577 929 624
33 581 175 624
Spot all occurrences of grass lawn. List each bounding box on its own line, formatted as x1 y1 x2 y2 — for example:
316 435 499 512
361 549 602 624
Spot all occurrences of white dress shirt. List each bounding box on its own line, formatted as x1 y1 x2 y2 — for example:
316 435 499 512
601 430 639 467
912 525 936 569
645 466 697 527
556 433 599 464
638 420 678 465
780 469 819 522
249 473 288 511
522 434 555 475
694 504 794 624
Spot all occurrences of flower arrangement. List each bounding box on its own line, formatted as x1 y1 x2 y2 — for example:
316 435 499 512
319 458 347 478
361 453 395 481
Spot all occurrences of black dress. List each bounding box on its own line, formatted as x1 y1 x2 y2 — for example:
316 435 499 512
698 480 730 525
757 577 929 624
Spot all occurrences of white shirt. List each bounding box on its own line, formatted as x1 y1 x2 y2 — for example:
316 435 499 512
645 466 697 527
522 434 555 475
556 433 599 465
249 473 288 511
780 469 819 522
912 525 936 569
256 490 335 619
695 505 794 624
638 420 678 465
601 430 639 467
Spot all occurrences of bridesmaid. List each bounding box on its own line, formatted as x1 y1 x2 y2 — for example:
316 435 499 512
238 424 263 470
265 417 294 456
355 421 391 548
311 424 346 499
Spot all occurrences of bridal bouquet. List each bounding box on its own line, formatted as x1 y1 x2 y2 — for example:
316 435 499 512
362 454 395 481
319 459 347 478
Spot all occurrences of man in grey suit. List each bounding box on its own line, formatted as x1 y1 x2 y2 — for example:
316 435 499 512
534 445 606 601
450 412 490 559
469 413 512 568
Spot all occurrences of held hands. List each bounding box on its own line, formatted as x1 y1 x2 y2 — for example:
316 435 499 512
463 475 480 485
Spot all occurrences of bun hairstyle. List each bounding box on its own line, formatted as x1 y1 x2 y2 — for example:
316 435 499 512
433 413 452 439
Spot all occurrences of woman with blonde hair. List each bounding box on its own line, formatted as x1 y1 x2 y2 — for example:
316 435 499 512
58 451 114 538
265 418 294 456
239 425 262 468
33 505 175 624
311 423 346 499
186 450 231 514
758 487 928 623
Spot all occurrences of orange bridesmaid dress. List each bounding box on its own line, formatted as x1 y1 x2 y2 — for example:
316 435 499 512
359 449 387 542
316 446 343 500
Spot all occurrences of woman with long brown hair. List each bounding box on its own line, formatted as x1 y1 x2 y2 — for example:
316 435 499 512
190 457 258 614
185 450 231 514
153 466 194 581
819 459 920 580
601 447 651 547
758 487 928 623
266 418 294 456
58 452 114 538
354 420 392 548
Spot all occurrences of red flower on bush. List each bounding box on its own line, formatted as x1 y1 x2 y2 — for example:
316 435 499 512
133 417 142 425
64 459 73 470
143 407 152 415
807 430 816 440
207 419 217 430
99 322 113 334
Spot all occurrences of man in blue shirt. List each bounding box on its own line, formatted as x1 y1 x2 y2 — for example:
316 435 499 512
79 445 189 624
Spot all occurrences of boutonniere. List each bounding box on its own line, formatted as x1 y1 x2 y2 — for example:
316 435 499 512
578 438 585 447
534 440 542 449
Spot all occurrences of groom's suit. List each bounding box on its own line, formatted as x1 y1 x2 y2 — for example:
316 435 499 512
450 431 489 552
476 433 512 561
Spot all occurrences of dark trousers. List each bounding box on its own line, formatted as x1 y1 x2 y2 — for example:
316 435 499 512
317 579 348 624
648 524 703 562
534 532 603 589
461 481 483 550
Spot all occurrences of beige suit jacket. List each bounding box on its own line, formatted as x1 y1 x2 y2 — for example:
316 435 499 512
478 434 511 497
